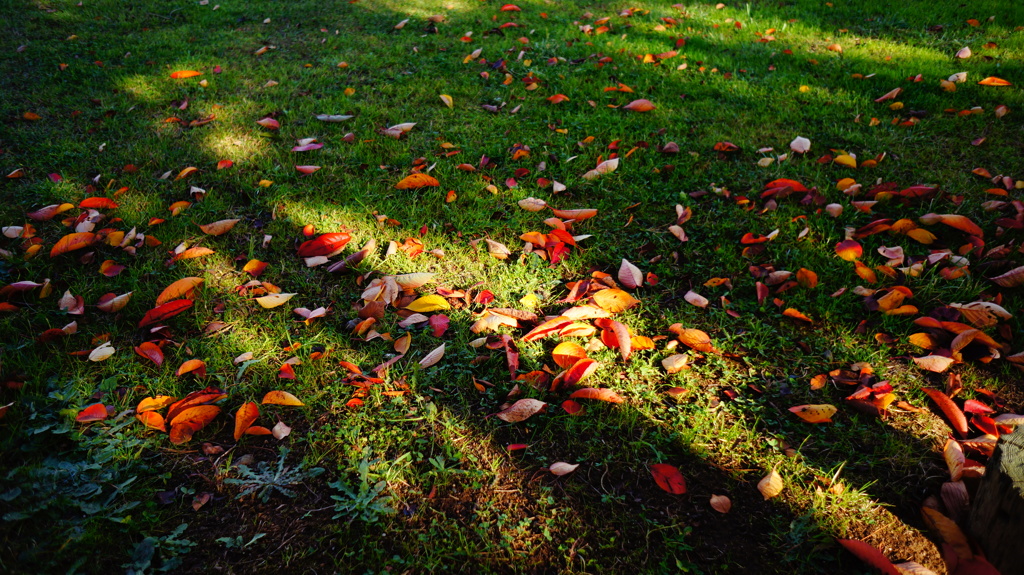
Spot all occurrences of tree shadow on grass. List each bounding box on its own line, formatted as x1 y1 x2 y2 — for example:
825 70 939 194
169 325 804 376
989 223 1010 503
3 0 1023 573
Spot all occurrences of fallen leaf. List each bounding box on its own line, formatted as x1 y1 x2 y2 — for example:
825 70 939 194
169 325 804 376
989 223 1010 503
618 259 643 289
789 404 837 423
757 469 783 500
568 387 624 403
396 173 440 190
650 463 687 494
496 398 546 422
255 293 296 309
419 343 445 368
234 402 259 440
76 403 109 422
261 391 304 406
540 462 578 477
710 494 732 513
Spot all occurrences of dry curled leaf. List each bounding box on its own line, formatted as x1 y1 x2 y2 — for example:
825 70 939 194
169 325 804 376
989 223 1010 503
757 469 783 500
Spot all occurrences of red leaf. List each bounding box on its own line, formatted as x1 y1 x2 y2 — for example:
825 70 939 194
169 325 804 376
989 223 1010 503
429 314 449 337
650 464 687 494
922 388 969 437
134 342 164 366
138 299 193 327
79 197 119 209
75 403 109 423
836 539 900 575
297 233 351 257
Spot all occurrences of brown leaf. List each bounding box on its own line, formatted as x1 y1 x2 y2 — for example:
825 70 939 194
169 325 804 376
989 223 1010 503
709 494 732 513
757 469 783 500
495 398 546 422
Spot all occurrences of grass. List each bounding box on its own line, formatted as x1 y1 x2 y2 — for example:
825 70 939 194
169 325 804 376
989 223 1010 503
1 0 1024 572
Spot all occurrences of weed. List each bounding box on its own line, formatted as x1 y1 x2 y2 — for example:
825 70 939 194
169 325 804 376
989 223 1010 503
223 447 324 503
124 523 197 575
328 454 395 524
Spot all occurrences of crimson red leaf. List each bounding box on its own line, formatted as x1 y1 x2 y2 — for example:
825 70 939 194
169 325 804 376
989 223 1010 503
650 464 687 494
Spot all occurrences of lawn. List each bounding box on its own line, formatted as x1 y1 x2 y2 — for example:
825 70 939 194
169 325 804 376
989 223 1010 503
1 0 1023 573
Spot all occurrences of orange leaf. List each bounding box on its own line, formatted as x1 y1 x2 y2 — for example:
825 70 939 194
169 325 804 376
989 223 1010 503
922 388 968 437
156 277 204 305
176 359 207 377
245 426 272 436
170 70 202 79
198 219 240 236
297 232 351 257
261 390 304 406
395 173 440 190
134 342 165 366
75 403 109 423
650 463 687 494
171 247 214 262
217 159 233 170
796 268 818 289
550 208 597 221
168 405 221 444
50 232 96 257
546 94 569 104
783 308 813 323
175 167 198 180
139 299 193 327
623 99 655 112
243 260 268 277
569 387 624 403
234 402 259 440
167 387 226 422
137 395 177 413
135 411 167 432
978 76 1012 87
552 342 587 369
592 289 639 313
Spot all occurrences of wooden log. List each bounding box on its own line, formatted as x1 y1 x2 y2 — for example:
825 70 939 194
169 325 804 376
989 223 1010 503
969 425 1024 575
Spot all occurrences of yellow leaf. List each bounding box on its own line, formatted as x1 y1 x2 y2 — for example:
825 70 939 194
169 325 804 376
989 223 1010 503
834 154 857 168
788 404 837 423
405 294 451 313
440 94 454 108
255 293 296 308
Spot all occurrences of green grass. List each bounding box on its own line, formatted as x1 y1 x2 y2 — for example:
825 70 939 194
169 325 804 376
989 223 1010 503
1 0 1023 572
